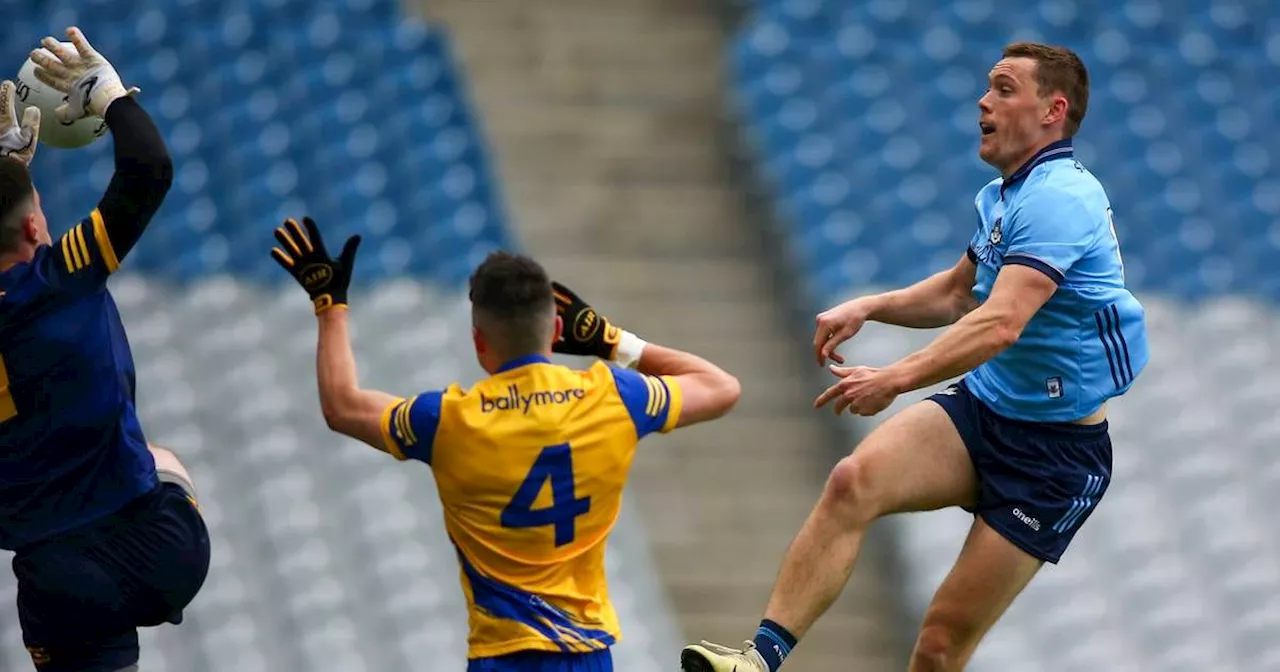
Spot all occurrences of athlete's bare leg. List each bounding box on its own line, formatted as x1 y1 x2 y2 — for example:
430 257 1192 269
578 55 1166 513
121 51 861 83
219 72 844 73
909 516 1042 671
148 443 197 502
681 400 1005 672
762 399 978 638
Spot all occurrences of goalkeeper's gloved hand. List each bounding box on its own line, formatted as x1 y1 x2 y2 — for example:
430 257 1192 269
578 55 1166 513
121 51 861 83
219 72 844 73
551 281 647 369
0 80 39 166
29 27 138 124
270 217 362 314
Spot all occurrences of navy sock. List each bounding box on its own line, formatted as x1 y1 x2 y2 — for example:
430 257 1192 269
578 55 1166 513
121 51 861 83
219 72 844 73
752 619 797 671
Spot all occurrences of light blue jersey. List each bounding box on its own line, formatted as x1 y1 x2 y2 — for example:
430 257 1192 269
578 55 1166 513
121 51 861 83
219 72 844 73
965 139 1149 422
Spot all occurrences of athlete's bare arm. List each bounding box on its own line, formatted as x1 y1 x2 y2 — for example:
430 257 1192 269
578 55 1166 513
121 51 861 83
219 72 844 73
634 343 741 429
862 253 980 328
885 263 1058 393
814 253 978 364
315 308 400 453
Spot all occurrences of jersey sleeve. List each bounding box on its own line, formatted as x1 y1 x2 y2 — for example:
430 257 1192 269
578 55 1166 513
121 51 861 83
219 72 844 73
31 209 121 294
608 366 683 439
1004 189 1097 285
380 391 444 464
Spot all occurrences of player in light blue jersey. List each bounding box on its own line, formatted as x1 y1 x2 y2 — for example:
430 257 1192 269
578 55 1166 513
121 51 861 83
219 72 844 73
682 43 1147 672
965 137 1148 421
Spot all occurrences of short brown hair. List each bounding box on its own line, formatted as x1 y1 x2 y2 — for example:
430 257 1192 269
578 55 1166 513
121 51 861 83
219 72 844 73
0 158 34 251
1002 42 1089 136
468 251 555 356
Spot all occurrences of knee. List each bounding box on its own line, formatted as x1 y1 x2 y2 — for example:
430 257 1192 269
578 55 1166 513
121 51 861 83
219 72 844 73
148 444 195 488
820 455 882 526
911 615 977 672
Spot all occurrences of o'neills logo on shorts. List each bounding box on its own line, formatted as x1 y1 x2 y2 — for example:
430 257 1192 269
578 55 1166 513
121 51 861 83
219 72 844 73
481 385 586 414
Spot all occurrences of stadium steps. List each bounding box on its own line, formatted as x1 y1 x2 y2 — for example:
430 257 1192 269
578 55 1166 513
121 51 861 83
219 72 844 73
415 0 903 669
502 184 755 256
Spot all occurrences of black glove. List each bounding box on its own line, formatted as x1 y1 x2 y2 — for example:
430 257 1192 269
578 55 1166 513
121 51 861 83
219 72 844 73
270 217 361 314
551 281 623 360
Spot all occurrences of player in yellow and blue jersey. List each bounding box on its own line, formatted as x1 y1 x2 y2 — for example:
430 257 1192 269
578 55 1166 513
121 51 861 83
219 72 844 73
0 28 209 672
271 217 742 672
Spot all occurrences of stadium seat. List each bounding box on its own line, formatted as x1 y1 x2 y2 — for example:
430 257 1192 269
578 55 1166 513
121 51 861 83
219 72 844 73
1 7 509 285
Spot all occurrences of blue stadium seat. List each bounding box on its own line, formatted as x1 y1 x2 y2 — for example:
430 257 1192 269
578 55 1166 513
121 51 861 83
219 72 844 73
0 3 510 285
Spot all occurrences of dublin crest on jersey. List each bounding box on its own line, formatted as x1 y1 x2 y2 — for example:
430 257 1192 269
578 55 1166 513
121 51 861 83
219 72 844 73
989 217 1003 245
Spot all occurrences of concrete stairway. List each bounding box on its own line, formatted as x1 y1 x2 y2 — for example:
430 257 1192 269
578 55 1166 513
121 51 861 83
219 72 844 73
412 1 904 668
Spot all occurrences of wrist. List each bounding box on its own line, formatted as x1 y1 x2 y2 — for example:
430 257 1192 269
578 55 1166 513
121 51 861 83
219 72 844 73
90 77 132 117
314 295 348 316
612 330 647 369
883 358 920 396
857 294 887 322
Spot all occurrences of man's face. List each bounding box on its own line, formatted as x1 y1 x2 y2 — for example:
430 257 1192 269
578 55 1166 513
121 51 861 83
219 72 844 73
977 57 1054 173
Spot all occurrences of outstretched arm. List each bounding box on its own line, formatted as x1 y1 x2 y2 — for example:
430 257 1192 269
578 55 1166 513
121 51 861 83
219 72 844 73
813 252 977 364
91 95 173 263
860 253 980 329
271 217 407 454
316 308 402 453
30 27 172 266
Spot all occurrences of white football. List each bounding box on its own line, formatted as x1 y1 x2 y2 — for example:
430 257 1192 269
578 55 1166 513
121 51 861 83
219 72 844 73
15 45 108 150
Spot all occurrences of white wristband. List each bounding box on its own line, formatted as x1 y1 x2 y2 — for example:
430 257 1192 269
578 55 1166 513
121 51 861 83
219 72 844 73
613 330 647 370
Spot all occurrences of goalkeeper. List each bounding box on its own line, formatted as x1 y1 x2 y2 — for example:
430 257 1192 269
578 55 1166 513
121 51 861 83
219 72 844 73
0 27 208 672
273 217 740 671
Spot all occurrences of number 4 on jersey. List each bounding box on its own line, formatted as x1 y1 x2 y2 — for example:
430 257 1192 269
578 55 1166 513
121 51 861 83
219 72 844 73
501 443 591 547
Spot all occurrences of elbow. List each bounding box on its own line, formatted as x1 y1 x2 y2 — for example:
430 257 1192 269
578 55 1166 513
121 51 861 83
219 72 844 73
157 154 174 194
128 142 174 198
949 289 979 321
709 371 742 419
990 318 1022 351
320 396 353 435
321 405 346 433
150 150 175 197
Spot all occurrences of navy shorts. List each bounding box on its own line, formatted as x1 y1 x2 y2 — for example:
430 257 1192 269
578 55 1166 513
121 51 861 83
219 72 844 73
12 482 211 671
928 380 1112 564
468 649 613 672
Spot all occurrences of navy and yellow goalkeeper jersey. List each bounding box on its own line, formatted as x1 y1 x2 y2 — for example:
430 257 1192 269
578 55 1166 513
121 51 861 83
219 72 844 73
380 354 682 660
0 209 157 550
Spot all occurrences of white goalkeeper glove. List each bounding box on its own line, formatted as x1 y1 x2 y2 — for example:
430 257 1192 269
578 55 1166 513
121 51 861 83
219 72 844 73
28 27 138 124
0 80 39 165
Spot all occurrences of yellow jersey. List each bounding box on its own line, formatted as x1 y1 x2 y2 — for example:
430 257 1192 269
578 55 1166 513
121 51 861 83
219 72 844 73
379 354 682 660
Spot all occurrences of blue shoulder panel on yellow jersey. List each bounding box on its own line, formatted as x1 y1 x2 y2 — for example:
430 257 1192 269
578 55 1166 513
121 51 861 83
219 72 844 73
381 391 444 463
607 366 680 438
